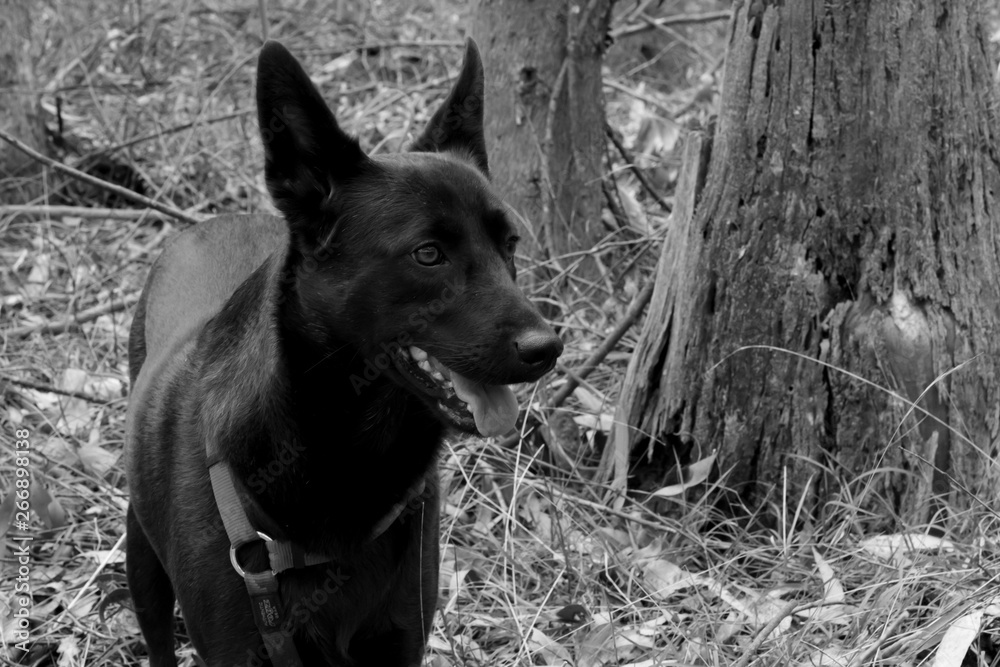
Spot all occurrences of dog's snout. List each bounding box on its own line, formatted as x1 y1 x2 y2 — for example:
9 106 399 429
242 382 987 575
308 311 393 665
515 330 563 370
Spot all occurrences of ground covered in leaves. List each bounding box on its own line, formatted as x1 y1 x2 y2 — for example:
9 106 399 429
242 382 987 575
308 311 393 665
2 1 1000 666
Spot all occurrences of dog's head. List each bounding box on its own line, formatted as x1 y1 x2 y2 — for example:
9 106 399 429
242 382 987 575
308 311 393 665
255 39 562 437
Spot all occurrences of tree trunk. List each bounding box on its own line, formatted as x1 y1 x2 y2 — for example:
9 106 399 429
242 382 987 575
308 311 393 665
473 0 612 280
0 0 47 202
614 0 1000 528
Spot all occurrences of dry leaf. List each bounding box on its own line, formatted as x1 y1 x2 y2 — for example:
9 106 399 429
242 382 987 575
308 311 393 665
37 436 80 467
577 622 616 667
643 559 707 599
78 430 119 477
613 625 657 652
636 114 680 157
931 609 983 667
573 386 608 412
57 635 80 667
716 587 792 636
57 369 91 435
78 550 126 565
651 453 717 497
85 376 123 401
20 388 59 413
526 626 572 665
30 479 66 529
572 413 615 433
522 493 552 543
796 549 855 625
321 53 356 75
813 549 845 603
861 533 954 565
616 183 650 236
25 253 51 299
7 405 24 425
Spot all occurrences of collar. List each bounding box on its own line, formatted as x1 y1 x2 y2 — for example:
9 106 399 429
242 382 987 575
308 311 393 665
208 458 427 575
205 453 426 667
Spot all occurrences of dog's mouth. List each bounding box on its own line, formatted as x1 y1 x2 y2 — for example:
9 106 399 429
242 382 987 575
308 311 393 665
391 345 519 437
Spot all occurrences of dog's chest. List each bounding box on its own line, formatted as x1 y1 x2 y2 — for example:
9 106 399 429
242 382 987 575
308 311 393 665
276 521 428 660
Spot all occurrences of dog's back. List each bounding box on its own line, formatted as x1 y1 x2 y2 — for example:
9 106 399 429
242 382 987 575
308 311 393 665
129 214 285 382
125 39 561 667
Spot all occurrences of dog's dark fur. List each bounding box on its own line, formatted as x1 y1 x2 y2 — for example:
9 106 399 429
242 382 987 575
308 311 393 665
124 39 561 667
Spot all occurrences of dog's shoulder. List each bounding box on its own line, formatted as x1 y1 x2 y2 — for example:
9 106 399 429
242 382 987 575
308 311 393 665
141 214 286 359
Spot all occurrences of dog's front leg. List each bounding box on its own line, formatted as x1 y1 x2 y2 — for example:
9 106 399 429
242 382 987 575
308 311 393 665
126 505 179 667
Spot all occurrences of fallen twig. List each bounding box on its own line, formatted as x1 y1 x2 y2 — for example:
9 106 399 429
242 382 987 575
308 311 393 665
603 77 676 115
612 10 731 39
6 293 140 339
0 205 179 221
3 376 114 405
606 123 673 214
0 127 202 225
731 600 802 667
549 280 656 408
82 110 247 159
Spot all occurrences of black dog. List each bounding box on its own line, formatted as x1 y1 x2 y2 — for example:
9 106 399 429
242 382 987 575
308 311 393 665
124 39 562 666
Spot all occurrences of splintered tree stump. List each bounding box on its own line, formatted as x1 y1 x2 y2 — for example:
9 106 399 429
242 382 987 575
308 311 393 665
614 0 1000 527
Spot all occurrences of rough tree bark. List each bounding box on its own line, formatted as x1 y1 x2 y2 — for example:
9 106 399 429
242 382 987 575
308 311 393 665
0 0 47 201
614 0 1000 527
473 0 613 278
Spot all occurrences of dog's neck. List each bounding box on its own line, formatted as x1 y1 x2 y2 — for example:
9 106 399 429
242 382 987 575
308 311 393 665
202 251 443 551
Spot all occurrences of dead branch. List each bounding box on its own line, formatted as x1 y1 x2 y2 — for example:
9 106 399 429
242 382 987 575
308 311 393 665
0 127 203 225
4 376 114 405
0 205 178 221
6 293 141 339
611 10 731 39
605 123 672 214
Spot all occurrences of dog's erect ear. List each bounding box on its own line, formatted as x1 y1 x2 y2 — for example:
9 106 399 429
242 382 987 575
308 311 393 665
410 38 489 175
256 41 369 230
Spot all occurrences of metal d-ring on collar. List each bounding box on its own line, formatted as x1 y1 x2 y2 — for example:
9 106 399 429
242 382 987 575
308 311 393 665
230 530 274 578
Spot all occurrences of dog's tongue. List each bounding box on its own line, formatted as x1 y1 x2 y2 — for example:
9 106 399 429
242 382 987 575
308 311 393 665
450 372 518 437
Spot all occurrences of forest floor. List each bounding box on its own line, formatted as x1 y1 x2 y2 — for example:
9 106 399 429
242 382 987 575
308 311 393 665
2 1 999 666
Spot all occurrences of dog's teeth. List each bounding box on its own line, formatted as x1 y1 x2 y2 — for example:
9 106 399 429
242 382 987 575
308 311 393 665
409 346 428 362
418 359 433 373
429 357 450 376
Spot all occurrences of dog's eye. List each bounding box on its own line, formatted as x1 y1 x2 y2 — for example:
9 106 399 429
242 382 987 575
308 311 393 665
505 236 519 258
413 245 445 266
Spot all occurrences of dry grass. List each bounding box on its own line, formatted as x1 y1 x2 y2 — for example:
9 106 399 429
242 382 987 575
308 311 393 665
2 1 999 666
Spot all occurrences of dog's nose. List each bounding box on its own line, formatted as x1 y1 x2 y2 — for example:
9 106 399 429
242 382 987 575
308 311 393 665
515 330 563 369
